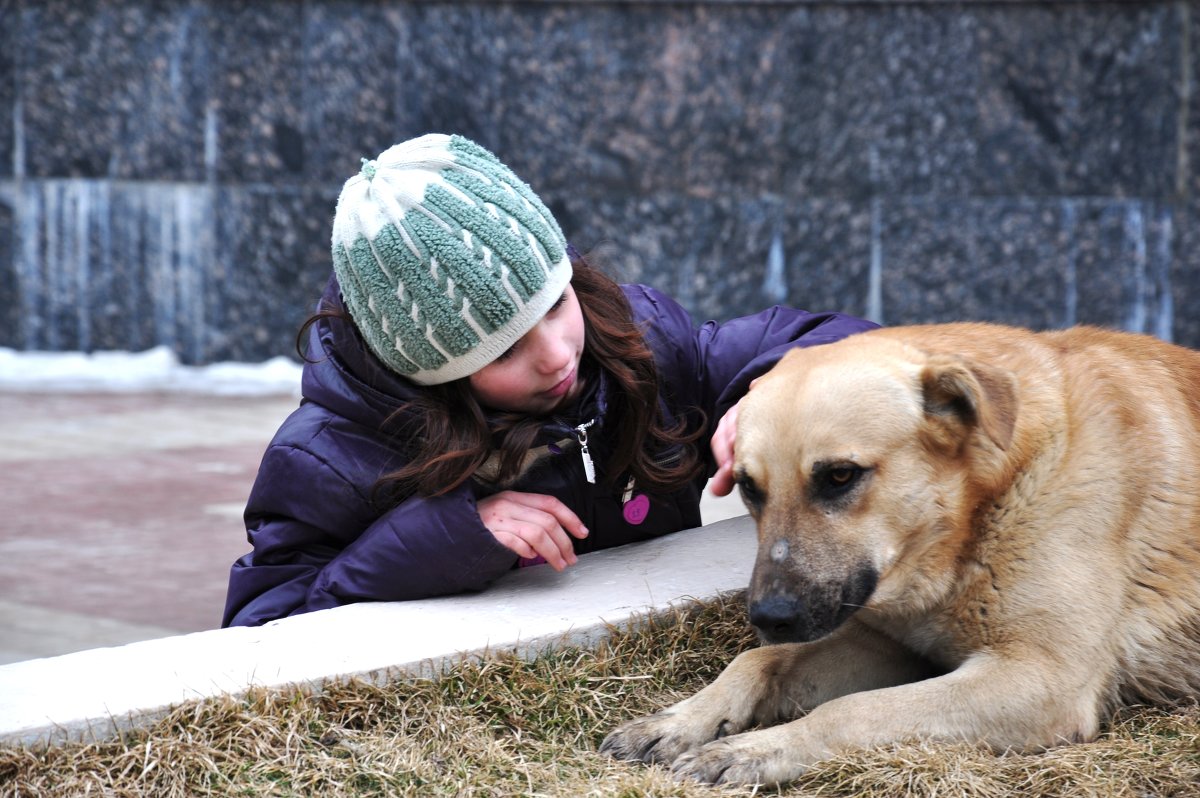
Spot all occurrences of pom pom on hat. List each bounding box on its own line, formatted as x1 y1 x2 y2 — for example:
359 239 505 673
331 134 573 385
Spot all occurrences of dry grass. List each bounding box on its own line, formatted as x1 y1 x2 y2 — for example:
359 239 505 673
2 592 1199 797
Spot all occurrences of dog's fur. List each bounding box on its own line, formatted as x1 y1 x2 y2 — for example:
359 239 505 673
601 323 1200 786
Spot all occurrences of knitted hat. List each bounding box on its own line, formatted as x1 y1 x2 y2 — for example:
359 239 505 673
331 134 573 385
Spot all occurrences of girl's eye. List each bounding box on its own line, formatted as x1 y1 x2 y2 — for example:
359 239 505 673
491 291 565 365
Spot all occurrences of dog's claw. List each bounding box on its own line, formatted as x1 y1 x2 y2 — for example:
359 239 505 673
601 711 709 765
672 743 737 785
670 750 723 785
671 737 782 787
599 726 662 763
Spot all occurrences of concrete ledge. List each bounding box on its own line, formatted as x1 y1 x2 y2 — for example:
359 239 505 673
0 514 756 748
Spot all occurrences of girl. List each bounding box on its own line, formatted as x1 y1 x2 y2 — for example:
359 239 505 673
222 134 876 627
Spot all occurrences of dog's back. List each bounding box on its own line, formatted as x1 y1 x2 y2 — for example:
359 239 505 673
1042 327 1200 705
875 323 1200 707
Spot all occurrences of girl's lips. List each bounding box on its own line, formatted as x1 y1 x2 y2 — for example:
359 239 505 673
544 368 576 399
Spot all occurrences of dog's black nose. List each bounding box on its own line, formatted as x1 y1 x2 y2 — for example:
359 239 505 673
749 595 805 640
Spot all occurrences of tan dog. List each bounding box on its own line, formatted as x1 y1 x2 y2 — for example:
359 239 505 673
601 322 1200 786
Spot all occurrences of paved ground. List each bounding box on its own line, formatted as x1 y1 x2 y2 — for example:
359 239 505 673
0 392 298 664
0 391 744 665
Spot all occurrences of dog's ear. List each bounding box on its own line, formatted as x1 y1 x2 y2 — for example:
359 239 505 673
920 354 1018 452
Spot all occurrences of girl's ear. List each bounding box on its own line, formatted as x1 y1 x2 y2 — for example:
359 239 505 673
920 354 1018 452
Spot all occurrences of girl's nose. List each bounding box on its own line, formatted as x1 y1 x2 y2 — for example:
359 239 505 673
526 321 571 374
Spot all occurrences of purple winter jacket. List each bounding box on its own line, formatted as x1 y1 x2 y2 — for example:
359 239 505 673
221 276 877 627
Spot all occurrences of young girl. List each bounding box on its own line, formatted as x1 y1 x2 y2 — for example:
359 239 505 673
222 134 877 627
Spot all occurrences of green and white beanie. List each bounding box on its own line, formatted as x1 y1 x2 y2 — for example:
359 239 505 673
331 133 573 385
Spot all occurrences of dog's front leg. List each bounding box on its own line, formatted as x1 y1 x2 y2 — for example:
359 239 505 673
600 643 791 766
672 653 1102 787
601 617 934 766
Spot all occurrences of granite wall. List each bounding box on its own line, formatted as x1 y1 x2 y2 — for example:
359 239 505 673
0 0 1194 363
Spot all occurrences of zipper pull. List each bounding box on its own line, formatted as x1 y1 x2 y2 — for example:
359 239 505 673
576 421 596 484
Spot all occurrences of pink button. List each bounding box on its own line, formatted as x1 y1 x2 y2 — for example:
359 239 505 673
623 494 650 525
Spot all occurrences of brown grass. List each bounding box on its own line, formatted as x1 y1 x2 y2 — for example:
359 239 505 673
2 592 1199 797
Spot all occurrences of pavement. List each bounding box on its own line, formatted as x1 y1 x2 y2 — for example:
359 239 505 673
0 391 745 666
0 391 300 664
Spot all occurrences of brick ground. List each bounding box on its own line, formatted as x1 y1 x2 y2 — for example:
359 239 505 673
0 392 297 663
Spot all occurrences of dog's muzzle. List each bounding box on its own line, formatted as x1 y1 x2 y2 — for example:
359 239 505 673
749 563 878 644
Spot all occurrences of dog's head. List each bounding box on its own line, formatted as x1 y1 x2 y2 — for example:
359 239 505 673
735 331 1018 644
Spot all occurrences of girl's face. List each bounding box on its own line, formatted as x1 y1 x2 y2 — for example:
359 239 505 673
468 284 586 414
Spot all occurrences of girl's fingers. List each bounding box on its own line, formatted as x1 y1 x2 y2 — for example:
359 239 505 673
479 492 583 570
540 498 589 540
710 459 736 497
492 531 539 561
523 525 576 571
709 402 740 496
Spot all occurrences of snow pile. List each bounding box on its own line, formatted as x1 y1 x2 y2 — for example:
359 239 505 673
0 347 302 396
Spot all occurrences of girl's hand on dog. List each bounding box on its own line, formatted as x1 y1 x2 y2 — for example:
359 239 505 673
478 491 588 570
710 379 759 497
709 403 740 497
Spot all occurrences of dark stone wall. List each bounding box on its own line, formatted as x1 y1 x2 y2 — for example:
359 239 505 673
0 0 1194 363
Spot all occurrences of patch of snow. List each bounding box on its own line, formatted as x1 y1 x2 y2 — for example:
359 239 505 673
0 347 302 396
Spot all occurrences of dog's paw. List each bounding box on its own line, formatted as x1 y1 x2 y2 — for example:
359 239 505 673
670 732 799 787
600 710 716 765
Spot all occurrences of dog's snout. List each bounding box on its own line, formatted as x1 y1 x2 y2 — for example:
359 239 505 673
749 562 879 644
749 595 805 640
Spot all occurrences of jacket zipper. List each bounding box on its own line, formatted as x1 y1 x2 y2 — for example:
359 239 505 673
575 419 597 483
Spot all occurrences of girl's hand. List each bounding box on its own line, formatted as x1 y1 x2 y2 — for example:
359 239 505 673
710 378 758 497
709 401 740 497
477 491 589 571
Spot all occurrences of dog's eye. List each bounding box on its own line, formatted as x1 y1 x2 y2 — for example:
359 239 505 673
828 467 857 486
736 473 764 512
811 463 866 502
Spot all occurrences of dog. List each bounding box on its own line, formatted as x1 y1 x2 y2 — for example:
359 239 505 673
601 322 1200 786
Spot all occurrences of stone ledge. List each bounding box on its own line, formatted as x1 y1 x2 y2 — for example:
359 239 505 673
0 514 756 749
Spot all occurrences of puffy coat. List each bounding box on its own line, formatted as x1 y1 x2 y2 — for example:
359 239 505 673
222 276 877 626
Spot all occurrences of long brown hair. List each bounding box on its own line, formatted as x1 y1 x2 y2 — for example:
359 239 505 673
302 254 704 501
